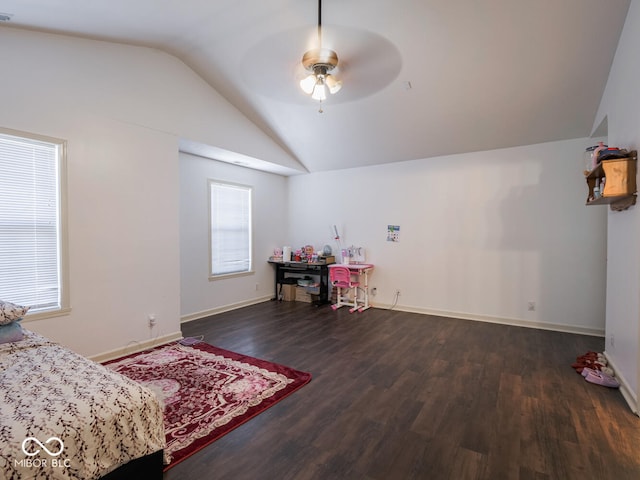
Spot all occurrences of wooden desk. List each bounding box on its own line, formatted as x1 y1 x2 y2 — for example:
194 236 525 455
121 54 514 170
268 261 333 305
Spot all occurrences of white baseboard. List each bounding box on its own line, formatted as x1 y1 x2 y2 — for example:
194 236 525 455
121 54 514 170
182 298 605 337
373 303 605 337
180 296 272 324
88 330 183 363
603 352 639 416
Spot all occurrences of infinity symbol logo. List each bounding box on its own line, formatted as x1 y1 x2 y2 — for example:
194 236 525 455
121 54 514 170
21 437 64 457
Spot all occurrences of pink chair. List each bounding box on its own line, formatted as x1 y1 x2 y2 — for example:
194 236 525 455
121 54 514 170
330 266 360 312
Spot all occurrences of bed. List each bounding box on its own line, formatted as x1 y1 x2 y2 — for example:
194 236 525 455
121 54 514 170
0 329 165 479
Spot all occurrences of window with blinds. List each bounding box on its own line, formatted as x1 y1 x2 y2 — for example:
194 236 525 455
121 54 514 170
0 129 69 316
209 181 253 277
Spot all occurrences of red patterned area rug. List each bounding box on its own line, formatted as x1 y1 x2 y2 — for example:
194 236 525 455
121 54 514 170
104 342 311 470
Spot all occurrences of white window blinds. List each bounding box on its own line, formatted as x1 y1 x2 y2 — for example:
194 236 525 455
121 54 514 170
0 131 65 313
209 181 252 276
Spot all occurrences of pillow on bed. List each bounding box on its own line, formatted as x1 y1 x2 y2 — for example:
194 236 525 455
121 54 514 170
0 300 30 325
0 320 24 344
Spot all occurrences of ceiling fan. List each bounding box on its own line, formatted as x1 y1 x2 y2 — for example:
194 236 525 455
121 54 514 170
298 0 342 111
238 1 401 107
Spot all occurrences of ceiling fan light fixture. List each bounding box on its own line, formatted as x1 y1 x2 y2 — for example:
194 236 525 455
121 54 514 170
325 74 342 94
300 48 341 102
300 74 317 95
311 80 327 101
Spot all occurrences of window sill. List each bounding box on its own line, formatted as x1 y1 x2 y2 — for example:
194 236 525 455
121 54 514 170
209 270 255 281
22 307 72 323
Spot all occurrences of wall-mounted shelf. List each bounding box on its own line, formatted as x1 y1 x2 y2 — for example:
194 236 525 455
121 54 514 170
585 151 637 211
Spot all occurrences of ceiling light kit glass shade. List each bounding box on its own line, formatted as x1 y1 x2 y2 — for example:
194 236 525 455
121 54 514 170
300 0 342 111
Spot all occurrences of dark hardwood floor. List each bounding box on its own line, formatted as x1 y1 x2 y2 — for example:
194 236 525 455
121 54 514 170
163 301 640 480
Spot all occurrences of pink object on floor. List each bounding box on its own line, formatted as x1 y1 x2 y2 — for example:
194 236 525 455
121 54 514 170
584 368 620 388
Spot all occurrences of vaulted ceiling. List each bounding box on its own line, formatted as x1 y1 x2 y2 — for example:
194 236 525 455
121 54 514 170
0 0 631 173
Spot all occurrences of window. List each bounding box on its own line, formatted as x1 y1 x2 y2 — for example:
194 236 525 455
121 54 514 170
209 181 253 278
0 128 69 318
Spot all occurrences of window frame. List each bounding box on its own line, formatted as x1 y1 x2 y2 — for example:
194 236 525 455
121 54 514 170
0 127 70 321
208 179 254 280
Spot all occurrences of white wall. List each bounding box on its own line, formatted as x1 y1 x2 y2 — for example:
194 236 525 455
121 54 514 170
179 153 288 318
594 0 640 410
0 27 296 357
288 138 607 334
0 23 620 364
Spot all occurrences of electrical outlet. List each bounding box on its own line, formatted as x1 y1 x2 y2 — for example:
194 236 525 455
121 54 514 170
395 289 401 296
527 301 535 311
371 287 377 296
610 334 615 347
148 314 156 327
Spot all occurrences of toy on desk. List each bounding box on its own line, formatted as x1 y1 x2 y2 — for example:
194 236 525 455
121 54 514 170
351 246 365 263
329 266 361 313
341 245 365 264
270 247 283 262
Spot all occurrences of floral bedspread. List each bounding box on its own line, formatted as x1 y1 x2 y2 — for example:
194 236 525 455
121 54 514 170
0 330 165 479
